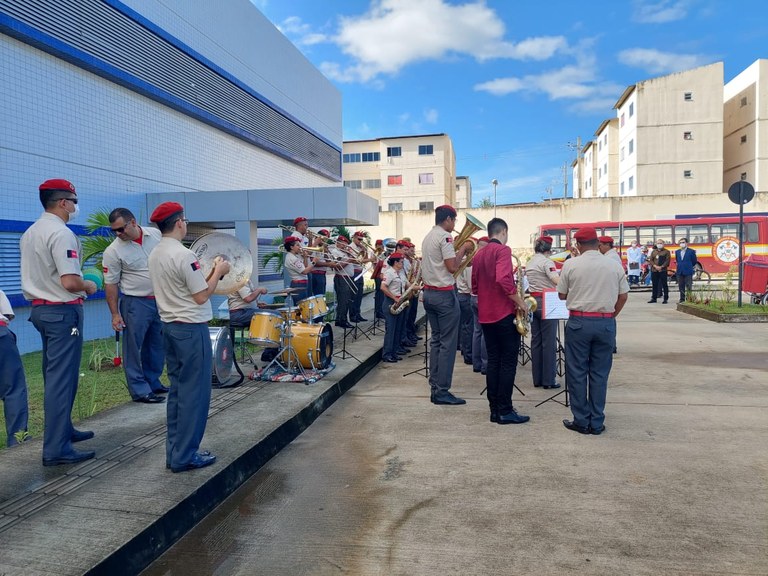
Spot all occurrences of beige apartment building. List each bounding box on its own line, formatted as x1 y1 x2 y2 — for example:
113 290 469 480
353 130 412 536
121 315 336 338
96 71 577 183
594 118 619 197
455 175 473 209
723 59 768 193
342 133 456 212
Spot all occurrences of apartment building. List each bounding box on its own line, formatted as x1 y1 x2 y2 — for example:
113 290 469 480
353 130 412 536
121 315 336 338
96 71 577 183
578 141 597 198
594 118 619 197
723 59 768 193
455 176 472 209
343 134 456 212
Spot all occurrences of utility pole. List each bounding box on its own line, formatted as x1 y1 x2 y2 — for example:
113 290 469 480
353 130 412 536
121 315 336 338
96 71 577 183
562 163 568 198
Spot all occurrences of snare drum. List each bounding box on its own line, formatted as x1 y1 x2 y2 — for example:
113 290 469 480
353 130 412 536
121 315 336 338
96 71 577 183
281 322 334 370
297 295 328 322
277 306 301 323
248 311 283 347
209 327 234 384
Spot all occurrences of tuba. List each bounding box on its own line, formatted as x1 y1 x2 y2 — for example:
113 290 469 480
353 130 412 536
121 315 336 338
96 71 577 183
511 254 537 337
453 213 486 278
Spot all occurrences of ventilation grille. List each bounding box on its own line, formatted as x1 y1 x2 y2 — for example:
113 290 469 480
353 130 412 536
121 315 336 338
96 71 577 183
0 0 341 179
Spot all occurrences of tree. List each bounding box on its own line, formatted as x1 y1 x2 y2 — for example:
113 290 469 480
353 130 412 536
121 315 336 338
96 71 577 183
476 196 494 209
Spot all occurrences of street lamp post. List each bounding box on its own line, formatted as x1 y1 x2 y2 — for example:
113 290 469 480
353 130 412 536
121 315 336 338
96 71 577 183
491 179 498 217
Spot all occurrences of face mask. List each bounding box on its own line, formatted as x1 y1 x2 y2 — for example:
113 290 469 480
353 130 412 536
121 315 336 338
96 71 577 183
67 203 80 222
656 244 663 250
631 243 637 248
679 242 687 249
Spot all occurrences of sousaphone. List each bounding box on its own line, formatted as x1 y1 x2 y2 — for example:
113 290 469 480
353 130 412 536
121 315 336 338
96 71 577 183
190 232 253 295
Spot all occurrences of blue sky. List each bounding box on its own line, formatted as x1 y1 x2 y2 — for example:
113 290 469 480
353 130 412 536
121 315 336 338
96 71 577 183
252 0 767 205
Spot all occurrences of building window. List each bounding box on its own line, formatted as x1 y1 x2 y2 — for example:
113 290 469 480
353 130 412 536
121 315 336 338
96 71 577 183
684 92 693 101
741 96 748 107
387 175 402 186
343 180 362 189
741 172 748 180
620 113 625 127
418 144 434 155
362 152 380 162
740 134 747 144
419 201 434 211
629 139 634 154
603 134 607 145
604 163 607 174
683 131 693 140
387 147 402 157
363 179 381 189
620 147 625 161
418 173 434 184
598 167 602 177
684 170 693 178
342 153 361 163
628 176 634 190
598 140 602 151
620 181 625 195
388 203 403 212
629 102 634 117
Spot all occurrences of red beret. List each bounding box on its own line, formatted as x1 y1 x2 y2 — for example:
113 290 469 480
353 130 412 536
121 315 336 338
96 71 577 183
375 239 383 245
150 202 184 224
40 178 76 194
478 236 489 243
336 235 349 243
389 252 404 260
574 227 598 242
353 231 365 238
437 204 457 216
540 236 554 243
318 229 330 236
598 235 614 244
293 217 307 225
284 236 300 243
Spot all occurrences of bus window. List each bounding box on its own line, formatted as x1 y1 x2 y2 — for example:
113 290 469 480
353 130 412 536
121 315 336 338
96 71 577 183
688 224 708 244
604 227 620 242
654 226 672 243
638 226 655 246
746 222 758 242
619 226 638 245
673 226 689 243
711 224 739 241
542 228 567 250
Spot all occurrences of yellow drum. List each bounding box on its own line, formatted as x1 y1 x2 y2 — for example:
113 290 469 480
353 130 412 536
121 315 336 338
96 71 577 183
297 295 328 322
248 311 283 348
280 323 334 369
277 306 301 323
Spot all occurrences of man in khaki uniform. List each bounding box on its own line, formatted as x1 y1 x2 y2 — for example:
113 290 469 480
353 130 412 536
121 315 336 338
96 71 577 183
103 207 166 403
21 178 98 465
558 227 629 435
148 202 230 473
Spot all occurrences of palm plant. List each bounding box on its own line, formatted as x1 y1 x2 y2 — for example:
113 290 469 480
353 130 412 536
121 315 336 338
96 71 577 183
261 236 285 272
81 209 113 268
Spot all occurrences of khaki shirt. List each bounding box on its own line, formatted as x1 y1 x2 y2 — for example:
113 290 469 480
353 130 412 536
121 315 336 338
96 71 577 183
0 289 13 322
285 251 307 282
557 250 629 313
148 237 211 323
330 246 354 276
20 212 85 302
421 225 456 288
228 280 258 311
102 226 161 296
382 267 407 297
456 265 472 294
525 253 559 292
605 248 623 267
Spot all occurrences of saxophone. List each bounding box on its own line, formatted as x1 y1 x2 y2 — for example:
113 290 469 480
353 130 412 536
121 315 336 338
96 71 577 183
511 254 537 337
390 263 422 315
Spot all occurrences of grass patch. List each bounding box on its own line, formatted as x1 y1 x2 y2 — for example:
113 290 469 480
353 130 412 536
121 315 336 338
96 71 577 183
1 337 167 449
682 302 768 315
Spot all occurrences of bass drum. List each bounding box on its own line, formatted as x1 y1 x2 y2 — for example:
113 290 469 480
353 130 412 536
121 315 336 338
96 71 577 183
281 323 333 370
209 327 234 385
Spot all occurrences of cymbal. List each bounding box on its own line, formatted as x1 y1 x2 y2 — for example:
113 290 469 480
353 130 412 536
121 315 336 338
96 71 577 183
260 303 285 309
190 233 253 295
269 288 301 295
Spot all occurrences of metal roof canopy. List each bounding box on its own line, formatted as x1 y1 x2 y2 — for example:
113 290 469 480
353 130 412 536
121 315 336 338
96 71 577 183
145 186 379 229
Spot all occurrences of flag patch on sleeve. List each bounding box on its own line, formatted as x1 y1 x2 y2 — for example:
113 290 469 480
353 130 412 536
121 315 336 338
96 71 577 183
66 249 78 259
191 261 201 271
445 237 453 243
103 266 109 273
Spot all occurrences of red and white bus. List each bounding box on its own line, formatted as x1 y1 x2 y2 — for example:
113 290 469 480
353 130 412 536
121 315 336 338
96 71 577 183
536 215 768 276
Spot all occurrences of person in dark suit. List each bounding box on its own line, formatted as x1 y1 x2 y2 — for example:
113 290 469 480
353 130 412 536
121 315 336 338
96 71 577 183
674 238 698 303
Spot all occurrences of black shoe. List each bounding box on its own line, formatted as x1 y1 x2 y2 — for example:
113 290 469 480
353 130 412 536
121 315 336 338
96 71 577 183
171 452 217 473
481 371 486 376
153 385 170 394
543 383 561 389
382 356 398 363
415 336 423 340
356 316 368 322
335 322 354 329
432 392 466 405
662 300 668 304
71 429 94 442
497 410 530 424
134 393 165 404
533 384 543 388
563 419 591 434
647 299 657 303
473 368 482 373
490 410 499 423
43 449 96 466
395 348 409 355
590 425 606 435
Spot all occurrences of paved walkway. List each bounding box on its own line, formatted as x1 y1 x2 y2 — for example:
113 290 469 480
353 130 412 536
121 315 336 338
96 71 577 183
1 293 766 575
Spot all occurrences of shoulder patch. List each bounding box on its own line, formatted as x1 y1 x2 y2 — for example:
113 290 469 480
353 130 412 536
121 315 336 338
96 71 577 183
191 261 201 272
102 266 109 273
66 249 78 259
445 237 453 243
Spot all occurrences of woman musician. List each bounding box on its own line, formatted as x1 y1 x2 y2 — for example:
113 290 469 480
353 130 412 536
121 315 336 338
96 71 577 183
284 236 314 301
380 251 409 363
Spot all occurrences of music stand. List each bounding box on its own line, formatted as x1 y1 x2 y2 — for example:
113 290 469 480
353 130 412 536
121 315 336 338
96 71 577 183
332 325 360 362
535 321 568 408
403 321 429 379
349 317 371 341
518 337 532 366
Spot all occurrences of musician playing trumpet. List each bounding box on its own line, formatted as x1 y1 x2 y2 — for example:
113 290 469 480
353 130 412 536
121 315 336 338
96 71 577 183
284 236 314 301
399 240 420 347
349 231 375 322
380 252 409 363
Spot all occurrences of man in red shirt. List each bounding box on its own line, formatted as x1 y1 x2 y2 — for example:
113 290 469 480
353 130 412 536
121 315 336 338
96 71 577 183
471 218 530 424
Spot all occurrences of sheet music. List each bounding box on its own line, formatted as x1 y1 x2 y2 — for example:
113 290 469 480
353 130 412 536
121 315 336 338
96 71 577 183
542 289 569 320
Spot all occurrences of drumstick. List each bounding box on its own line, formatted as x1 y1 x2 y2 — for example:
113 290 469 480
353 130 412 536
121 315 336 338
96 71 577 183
205 255 226 282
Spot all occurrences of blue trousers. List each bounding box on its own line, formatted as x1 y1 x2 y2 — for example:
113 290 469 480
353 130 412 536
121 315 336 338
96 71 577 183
350 275 365 319
30 304 83 460
382 297 406 359
310 273 327 297
120 296 165 399
423 289 460 394
531 297 558 387
333 275 353 324
457 293 473 361
374 278 384 319
406 294 418 340
470 296 487 373
564 317 616 430
163 322 212 469
0 326 29 447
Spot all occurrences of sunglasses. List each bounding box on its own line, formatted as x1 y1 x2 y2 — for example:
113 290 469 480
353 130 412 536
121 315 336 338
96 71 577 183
110 221 135 235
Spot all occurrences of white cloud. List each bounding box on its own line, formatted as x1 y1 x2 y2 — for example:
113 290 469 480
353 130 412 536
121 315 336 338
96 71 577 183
424 108 439 124
618 48 711 74
632 0 691 24
277 16 328 46
313 0 565 83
